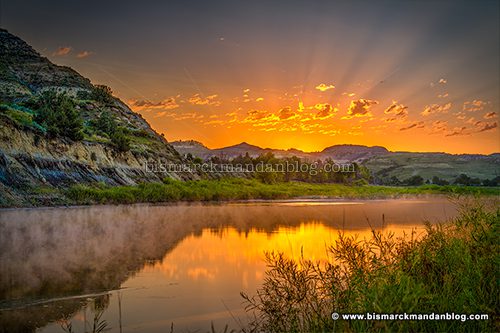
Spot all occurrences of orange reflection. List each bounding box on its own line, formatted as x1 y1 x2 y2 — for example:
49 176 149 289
142 222 423 285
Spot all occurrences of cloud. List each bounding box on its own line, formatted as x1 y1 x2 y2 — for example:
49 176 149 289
245 110 270 122
347 99 378 117
437 93 449 98
484 112 497 119
384 101 408 117
421 102 452 116
76 51 93 58
243 88 250 93
315 83 335 92
255 97 264 102
431 120 448 133
476 121 497 133
188 94 221 106
314 103 336 119
445 126 468 137
278 106 297 120
244 110 281 126
342 92 356 97
400 121 424 131
130 97 179 110
53 46 72 56
438 78 447 84
463 100 488 112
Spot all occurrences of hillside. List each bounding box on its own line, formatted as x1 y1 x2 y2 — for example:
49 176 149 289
172 139 499 184
0 29 200 206
364 152 500 184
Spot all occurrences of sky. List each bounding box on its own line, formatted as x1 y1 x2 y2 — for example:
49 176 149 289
2 0 499 153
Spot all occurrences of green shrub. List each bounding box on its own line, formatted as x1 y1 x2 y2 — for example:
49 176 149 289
110 128 130 152
33 91 84 141
92 85 114 104
242 202 499 332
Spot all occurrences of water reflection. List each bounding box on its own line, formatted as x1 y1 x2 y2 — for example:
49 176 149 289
0 199 457 332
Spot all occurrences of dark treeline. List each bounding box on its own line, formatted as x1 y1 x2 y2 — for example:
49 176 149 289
185 152 372 184
378 174 499 187
184 152 499 187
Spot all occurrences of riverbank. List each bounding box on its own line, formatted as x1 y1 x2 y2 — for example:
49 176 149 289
1 178 499 208
242 201 500 332
13 178 500 207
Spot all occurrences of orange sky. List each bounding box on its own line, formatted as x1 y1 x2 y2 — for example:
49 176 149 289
12 0 497 154
127 84 499 154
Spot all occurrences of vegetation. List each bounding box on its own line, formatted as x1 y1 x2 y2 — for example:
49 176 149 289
241 201 499 332
198 152 372 185
33 90 84 141
92 85 114 104
66 178 500 205
366 152 499 186
77 84 114 104
90 110 131 151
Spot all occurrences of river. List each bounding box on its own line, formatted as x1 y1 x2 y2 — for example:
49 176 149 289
0 199 457 332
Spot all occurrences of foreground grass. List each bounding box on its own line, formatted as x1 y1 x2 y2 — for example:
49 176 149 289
241 201 499 332
66 178 500 205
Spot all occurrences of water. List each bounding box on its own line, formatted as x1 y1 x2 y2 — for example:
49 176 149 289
0 199 457 332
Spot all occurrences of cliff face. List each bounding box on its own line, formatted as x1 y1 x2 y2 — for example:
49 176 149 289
0 29 199 206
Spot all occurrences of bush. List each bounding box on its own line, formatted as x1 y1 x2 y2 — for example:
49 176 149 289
432 176 450 186
92 85 114 104
94 110 117 135
33 91 84 141
242 202 499 332
110 128 130 152
404 175 424 186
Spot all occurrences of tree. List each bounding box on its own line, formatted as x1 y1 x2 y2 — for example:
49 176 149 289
94 110 117 135
432 176 449 186
34 91 83 141
404 175 424 186
110 128 130 152
454 174 472 186
92 85 114 104
482 176 499 186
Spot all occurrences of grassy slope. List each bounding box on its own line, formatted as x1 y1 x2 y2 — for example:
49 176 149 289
365 153 499 182
65 178 500 205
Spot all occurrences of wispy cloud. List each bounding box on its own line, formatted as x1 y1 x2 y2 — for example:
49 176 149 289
430 120 448 133
476 121 497 133
384 101 408 117
188 94 221 106
130 97 179 110
346 99 378 117
278 106 297 120
484 112 497 119
421 102 452 116
315 83 335 92
445 126 468 137
400 121 424 131
76 50 93 58
314 103 336 119
53 46 72 56
463 100 488 112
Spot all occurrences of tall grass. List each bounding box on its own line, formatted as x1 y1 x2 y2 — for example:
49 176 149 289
241 200 499 332
65 178 500 205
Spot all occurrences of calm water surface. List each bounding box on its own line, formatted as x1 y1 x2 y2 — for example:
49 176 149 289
0 199 457 332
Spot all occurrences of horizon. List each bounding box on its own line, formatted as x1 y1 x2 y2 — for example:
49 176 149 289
2 0 499 154
172 138 500 155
